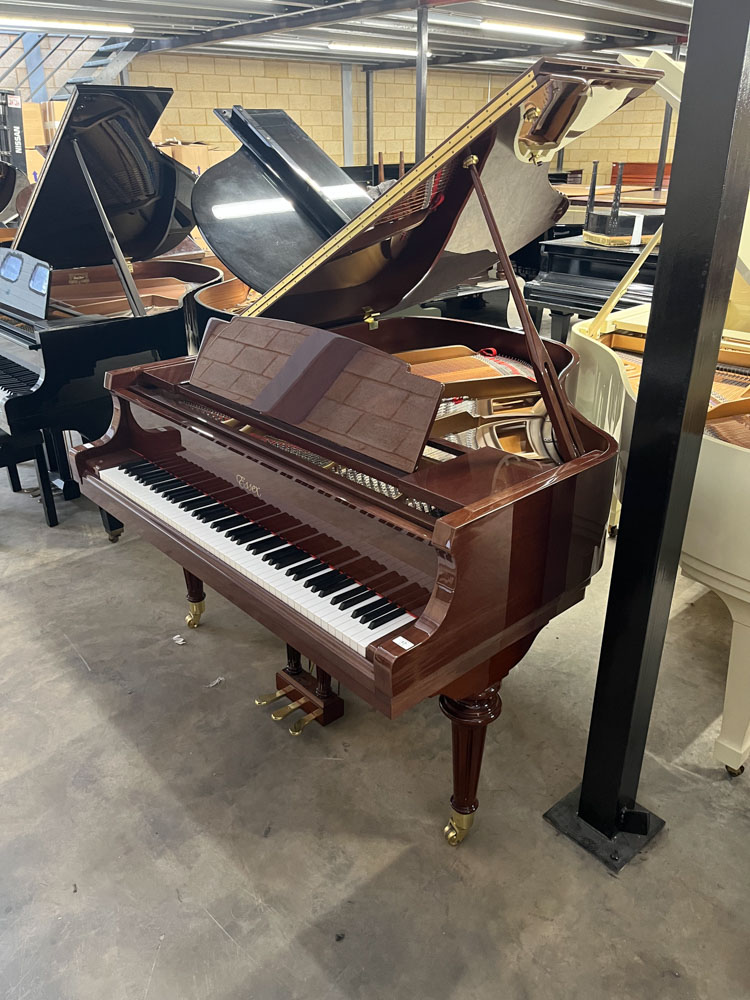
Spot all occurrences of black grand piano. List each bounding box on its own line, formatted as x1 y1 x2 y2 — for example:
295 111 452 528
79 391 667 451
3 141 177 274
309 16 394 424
522 233 660 342
0 85 222 527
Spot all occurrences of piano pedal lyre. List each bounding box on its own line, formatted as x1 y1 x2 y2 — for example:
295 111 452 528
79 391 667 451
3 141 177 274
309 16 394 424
257 647 344 733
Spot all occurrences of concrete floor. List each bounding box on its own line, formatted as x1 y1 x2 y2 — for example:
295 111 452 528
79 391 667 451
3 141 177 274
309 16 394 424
2 375 750 996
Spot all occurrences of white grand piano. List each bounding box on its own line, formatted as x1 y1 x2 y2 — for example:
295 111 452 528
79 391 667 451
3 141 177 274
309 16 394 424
568 49 750 776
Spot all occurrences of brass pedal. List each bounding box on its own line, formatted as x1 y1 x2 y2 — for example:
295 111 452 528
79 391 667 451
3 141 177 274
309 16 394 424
289 708 323 736
254 684 293 707
270 697 306 721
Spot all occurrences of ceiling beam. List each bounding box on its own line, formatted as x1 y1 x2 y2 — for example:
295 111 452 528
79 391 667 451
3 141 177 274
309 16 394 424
370 29 675 70
147 0 424 48
472 0 689 36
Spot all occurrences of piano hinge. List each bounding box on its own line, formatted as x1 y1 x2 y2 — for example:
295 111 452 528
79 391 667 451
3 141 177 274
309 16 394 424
67 270 89 284
125 258 134 273
363 307 380 330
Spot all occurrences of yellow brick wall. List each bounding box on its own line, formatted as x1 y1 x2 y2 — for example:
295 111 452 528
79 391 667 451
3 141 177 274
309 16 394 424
0 35 676 179
0 32 100 99
129 51 515 166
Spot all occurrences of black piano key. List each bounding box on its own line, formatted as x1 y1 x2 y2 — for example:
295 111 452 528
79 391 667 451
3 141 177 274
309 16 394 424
226 524 266 543
286 559 326 579
120 460 153 473
148 476 181 491
331 584 369 606
151 478 187 494
359 601 399 624
180 495 215 511
136 469 172 482
304 569 344 591
164 487 200 502
264 546 307 567
211 514 246 532
312 574 351 597
318 577 357 598
368 607 408 630
247 536 284 555
352 597 391 620
194 504 234 522
339 590 378 611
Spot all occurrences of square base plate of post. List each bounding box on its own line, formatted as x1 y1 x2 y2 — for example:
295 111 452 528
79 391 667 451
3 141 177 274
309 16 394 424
543 786 665 873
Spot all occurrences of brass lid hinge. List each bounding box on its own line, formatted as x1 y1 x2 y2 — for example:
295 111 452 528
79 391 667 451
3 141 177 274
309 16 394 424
363 307 380 330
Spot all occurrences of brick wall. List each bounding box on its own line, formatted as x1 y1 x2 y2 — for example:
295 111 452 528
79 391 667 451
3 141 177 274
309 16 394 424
129 51 516 166
0 32 99 99
0 34 677 180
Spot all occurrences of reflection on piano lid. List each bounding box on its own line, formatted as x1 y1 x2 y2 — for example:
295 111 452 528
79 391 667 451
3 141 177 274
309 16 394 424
13 86 198 269
195 58 661 326
192 107 372 294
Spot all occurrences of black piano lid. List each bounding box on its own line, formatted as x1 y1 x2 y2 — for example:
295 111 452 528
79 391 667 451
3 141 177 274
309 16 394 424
242 57 662 330
191 107 372 293
12 85 196 270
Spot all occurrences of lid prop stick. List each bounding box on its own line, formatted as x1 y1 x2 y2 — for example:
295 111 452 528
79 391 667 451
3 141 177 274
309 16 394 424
463 151 585 462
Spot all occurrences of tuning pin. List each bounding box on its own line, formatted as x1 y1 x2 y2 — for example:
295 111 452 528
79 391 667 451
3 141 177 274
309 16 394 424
270 697 306 721
254 684 293 707
289 708 323 736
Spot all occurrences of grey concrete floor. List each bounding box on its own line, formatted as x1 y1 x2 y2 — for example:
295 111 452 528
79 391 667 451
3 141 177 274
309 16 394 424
2 470 749 1000
2 299 750 999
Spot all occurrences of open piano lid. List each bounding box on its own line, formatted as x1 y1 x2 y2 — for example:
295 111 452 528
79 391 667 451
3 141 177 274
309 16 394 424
240 57 661 328
192 107 372 293
12 85 196 269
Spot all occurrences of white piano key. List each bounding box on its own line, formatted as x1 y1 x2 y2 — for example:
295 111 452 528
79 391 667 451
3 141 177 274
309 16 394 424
100 465 416 654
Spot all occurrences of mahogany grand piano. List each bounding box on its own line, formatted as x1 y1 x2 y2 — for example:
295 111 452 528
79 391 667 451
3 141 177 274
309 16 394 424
73 58 659 844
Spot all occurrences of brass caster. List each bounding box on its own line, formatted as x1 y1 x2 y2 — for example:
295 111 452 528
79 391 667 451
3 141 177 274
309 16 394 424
443 810 474 846
108 529 123 543
185 600 205 629
726 764 745 777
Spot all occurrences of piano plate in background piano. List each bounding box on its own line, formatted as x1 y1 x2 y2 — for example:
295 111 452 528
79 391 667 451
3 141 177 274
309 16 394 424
72 57 661 844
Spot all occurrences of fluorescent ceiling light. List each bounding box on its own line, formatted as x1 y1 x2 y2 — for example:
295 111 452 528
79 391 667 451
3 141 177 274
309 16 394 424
223 37 327 51
481 21 586 42
328 41 432 57
0 16 133 33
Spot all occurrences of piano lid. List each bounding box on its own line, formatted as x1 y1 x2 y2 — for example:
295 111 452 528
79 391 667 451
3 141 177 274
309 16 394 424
192 107 372 293
13 85 196 270
241 57 661 328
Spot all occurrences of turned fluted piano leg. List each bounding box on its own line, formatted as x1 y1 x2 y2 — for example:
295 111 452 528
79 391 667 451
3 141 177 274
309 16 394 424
439 686 503 845
183 569 206 628
713 592 750 777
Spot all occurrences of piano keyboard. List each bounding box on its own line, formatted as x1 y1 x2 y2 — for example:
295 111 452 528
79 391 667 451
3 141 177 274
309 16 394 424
100 458 422 656
0 353 38 398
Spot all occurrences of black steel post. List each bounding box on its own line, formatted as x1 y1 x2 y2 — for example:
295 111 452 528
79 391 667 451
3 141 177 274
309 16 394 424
365 69 374 168
415 5 428 162
654 42 681 192
545 0 750 870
